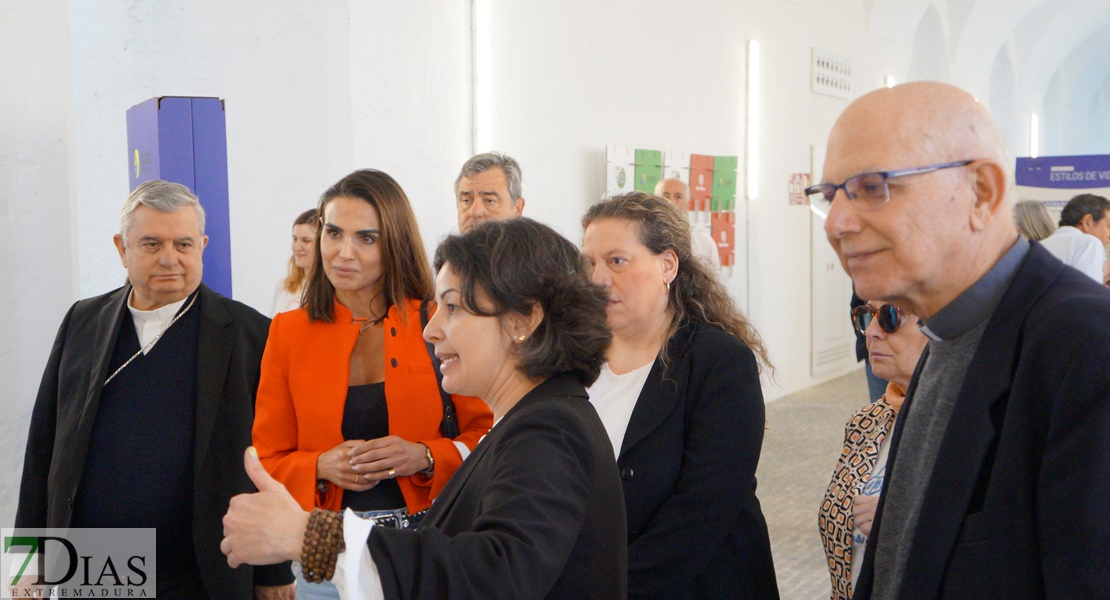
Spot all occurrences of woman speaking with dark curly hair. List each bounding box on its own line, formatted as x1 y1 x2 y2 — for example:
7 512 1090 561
222 217 626 599
582 192 779 599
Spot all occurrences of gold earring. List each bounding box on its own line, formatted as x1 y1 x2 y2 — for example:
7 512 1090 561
665 280 671 294
516 335 526 342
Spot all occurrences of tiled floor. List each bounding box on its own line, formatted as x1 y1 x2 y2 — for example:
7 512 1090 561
756 368 869 600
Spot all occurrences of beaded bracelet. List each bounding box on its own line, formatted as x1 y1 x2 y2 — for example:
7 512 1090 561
301 508 346 583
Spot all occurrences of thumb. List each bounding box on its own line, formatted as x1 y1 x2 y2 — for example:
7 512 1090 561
244 446 284 493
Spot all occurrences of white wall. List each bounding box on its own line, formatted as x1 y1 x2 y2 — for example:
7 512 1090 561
3 0 1106 528
347 2 474 258
69 0 355 313
0 0 77 529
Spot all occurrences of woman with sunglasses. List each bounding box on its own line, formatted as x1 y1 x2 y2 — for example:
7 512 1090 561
818 301 928 600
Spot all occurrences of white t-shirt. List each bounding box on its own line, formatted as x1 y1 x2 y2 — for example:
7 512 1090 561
587 361 654 458
1039 225 1106 283
127 293 189 354
690 226 722 273
271 282 304 316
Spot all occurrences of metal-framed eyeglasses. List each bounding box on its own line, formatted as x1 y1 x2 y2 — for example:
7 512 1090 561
807 160 975 219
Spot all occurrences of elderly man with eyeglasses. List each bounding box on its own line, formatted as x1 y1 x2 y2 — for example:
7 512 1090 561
808 81 1110 599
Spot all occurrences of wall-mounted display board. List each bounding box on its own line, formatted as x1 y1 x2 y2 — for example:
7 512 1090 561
127 96 233 298
606 146 740 271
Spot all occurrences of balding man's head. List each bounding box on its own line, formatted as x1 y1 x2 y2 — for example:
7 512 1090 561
819 82 1017 318
654 178 690 211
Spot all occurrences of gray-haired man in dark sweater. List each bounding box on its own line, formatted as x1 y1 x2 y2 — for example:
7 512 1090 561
17 180 294 599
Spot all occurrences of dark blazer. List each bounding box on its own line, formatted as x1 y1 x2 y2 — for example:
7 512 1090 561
366 374 627 599
16 284 292 597
853 243 1110 598
619 320 778 599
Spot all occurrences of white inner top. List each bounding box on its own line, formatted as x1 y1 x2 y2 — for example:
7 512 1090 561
587 361 654 458
127 292 189 354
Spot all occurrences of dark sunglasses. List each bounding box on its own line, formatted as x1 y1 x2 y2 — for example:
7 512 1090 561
851 304 903 336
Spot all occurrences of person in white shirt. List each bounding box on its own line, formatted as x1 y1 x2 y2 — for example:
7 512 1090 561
654 178 722 272
271 208 317 315
1039 193 1110 282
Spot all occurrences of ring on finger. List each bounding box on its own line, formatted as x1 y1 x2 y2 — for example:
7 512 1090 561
387 468 397 479
355 474 361 483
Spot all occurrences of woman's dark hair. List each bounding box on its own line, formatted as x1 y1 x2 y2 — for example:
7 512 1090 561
304 169 434 322
282 208 319 294
583 191 773 374
434 218 612 386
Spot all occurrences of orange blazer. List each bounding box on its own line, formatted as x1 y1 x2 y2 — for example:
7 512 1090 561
252 298 492 513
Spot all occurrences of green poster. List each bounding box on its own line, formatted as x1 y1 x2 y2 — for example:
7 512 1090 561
712 156 738 212
635 149 664 194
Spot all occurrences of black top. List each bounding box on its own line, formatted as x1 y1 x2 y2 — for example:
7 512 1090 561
341 383 404 511
367 373 627 600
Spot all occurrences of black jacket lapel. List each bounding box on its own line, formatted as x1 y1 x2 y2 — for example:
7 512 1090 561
895 245 1061 597
79 286 131 435
618 323 692 459
194 285 233 475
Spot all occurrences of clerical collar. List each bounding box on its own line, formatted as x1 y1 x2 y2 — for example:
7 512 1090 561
127 291 191 354
919 236 1029 342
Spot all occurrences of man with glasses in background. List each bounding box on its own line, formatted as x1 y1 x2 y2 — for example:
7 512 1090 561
808 81 1110 598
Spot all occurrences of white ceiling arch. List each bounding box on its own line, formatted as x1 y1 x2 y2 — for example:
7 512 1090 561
867 0 933 44
951 0 1042 72
869 0 1110 97
1050 25 1110 110
1020 0 1110 100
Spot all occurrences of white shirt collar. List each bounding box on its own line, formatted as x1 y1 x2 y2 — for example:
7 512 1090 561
126 291 190 353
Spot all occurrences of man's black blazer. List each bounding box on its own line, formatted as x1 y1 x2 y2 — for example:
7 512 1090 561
619 320 779 599
854 242 1110 598
16 283 291 598
366 374 627 599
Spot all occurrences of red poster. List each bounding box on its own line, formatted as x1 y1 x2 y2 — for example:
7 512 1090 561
710 211 735 267
689 154 715 213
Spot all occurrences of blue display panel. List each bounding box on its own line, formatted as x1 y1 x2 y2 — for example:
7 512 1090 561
127 97 232 297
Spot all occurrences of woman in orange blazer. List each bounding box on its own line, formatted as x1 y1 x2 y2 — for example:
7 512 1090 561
252 169 492 599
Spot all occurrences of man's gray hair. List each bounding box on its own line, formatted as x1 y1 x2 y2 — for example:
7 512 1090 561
454 151 523 202
119 179 207 238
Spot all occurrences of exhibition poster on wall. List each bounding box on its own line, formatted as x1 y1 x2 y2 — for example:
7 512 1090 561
634 149 663 194
605 146 738 269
